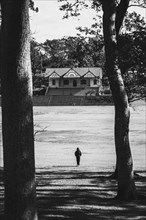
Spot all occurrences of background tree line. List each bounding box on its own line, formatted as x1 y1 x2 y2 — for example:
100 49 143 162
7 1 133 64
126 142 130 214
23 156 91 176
31 10 146 101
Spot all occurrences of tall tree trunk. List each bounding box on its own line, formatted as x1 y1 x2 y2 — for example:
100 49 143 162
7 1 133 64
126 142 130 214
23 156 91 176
0 0 38 219
102 0 136 200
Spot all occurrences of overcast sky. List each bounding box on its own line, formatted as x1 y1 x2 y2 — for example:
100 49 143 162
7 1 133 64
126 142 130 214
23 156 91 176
29 0 146 43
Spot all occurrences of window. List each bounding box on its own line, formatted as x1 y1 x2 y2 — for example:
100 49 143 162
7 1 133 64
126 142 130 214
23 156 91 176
94 79 97 85
52 79 56 85
73 80 77 87
81 79 86 85
63 79 69 85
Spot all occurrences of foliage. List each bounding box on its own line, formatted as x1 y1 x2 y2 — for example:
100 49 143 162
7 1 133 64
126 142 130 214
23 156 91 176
59 0 146 18
30 39 49 87
59 0 100 19
31 36 105 70
29 0 38 12
59 1 146 100
31 35 105 88
31 1 146 100
31 39 42 74
118 12 146 100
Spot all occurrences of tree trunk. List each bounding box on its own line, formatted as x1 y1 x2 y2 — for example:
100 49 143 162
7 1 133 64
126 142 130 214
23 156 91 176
102 0 136 200
0 1 38 219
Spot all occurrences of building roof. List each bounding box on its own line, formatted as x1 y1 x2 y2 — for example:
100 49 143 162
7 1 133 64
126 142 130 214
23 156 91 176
45 67 102 78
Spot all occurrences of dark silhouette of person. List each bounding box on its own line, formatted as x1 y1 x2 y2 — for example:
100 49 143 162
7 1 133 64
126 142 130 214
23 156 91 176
75 148 82 166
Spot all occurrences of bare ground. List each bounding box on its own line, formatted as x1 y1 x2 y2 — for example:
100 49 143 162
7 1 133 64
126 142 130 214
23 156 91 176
36 167 146 220
0 167 146 220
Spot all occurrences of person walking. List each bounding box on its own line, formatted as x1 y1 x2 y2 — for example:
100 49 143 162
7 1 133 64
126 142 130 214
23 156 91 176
75 148 82 166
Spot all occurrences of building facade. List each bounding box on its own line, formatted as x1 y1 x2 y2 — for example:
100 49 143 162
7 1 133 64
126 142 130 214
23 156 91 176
45 67 102 91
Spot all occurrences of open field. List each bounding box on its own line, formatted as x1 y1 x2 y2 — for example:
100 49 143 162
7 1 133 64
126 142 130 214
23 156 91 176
13 103 146 171
1 104 145 170
0 104 146 219
0 103 146 173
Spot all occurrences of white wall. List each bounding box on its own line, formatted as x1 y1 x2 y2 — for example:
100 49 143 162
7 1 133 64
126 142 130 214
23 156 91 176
49 78 60 88
49 78 101 88
90 78 100 87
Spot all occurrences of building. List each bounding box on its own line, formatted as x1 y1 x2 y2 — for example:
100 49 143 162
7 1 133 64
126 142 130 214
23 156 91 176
44 67 102 96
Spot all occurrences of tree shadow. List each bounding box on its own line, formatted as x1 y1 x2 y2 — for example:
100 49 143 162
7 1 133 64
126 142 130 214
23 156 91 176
0 167 146 219
36 168 146 220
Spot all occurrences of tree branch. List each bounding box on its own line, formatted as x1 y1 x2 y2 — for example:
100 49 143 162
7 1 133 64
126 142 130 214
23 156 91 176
29 0 38 12
115 0 130 35
34 125 48 137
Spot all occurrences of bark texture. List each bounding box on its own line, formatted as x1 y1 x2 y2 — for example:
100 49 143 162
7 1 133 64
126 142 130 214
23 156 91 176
102 0 136 200
0 0 38 219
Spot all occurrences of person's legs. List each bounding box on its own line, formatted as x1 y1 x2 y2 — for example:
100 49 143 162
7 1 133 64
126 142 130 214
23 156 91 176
77 157 80 165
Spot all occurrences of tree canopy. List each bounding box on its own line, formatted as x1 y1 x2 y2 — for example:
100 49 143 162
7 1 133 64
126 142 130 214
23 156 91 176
59 0 146 19
31 3 146 101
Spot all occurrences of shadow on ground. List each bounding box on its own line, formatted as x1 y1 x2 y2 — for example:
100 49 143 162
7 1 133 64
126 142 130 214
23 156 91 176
0 167 146 220
36 167 146 220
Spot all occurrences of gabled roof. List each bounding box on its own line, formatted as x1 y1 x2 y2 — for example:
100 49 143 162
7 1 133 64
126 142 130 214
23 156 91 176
83 71 95 78
45 67 102 78
62 68 80 78
49 71 60 78
73 68 102 77
45 68 70 78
